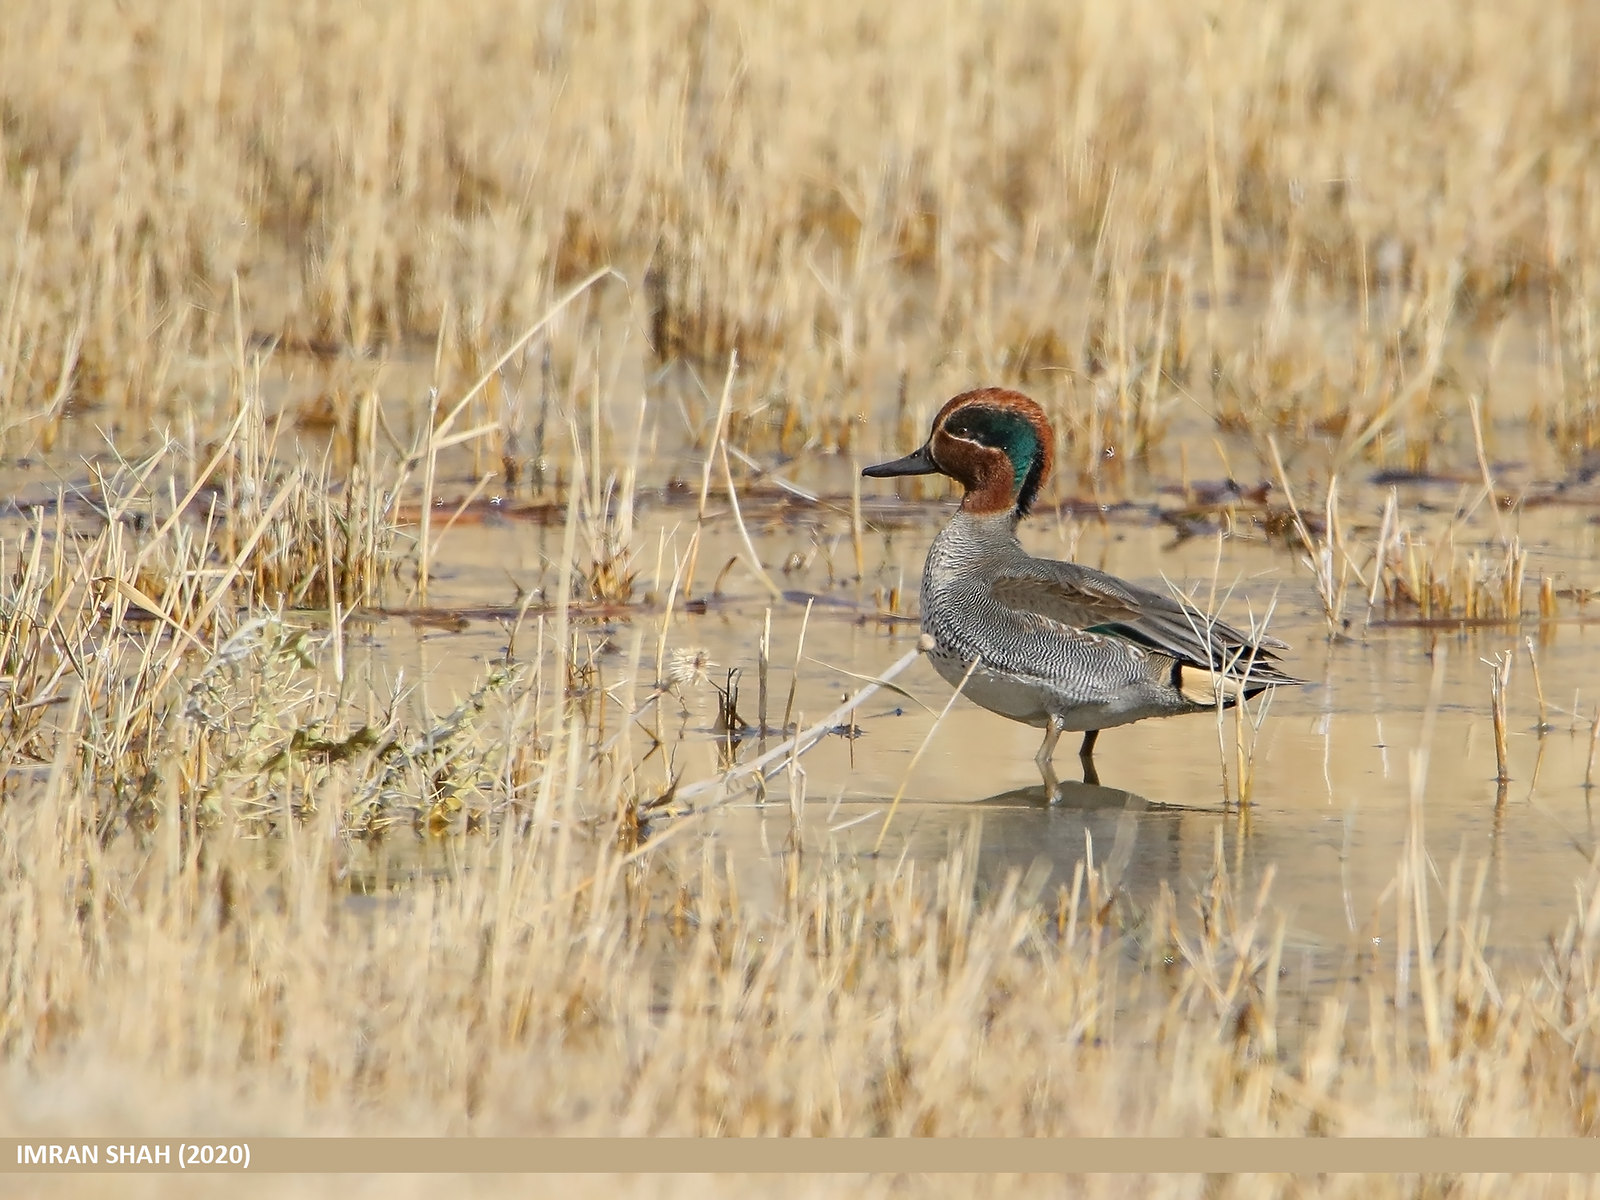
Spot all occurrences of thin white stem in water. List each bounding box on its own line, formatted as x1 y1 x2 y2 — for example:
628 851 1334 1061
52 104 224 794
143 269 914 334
680 351 737 601
675 641 926 808
437 267 617 445
718 440 782 599
874 651 980 854
1268 434 1344 628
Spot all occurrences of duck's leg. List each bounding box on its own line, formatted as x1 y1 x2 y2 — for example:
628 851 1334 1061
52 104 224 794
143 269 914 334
1078 729 1100 787
1035 719 1064 795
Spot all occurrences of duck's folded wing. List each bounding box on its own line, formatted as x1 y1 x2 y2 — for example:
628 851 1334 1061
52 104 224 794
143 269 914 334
989 571 1142 630
991 561 1299 684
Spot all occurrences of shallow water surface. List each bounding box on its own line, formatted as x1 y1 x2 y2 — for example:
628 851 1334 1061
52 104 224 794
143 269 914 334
19 317 1600 991
370 462 1600 983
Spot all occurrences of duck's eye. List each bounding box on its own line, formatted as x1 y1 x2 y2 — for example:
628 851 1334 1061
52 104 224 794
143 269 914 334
946 415 986 443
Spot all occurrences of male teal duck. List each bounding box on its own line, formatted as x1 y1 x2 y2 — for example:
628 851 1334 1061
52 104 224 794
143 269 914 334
862 387 1300 784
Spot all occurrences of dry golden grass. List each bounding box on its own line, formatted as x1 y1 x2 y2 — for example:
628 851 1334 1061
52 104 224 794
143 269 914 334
2 555 1600 1151
4 0 1600 469
7 0 1600 1184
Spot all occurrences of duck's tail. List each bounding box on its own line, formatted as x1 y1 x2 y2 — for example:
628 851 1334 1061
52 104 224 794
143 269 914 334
1172 648 1302 709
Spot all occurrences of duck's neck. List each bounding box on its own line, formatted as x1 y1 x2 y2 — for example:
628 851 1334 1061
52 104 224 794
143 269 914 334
939 507 1023 550
925 510 1021 602
956 474 1024 518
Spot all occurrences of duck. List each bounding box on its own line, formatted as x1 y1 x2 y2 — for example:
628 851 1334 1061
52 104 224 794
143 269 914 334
862 387 1300 786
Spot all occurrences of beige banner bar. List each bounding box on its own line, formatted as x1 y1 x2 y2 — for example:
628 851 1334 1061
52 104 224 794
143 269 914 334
3 1138 1600 1174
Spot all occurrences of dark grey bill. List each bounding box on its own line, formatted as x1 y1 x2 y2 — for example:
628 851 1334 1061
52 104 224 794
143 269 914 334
861 444 938 478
